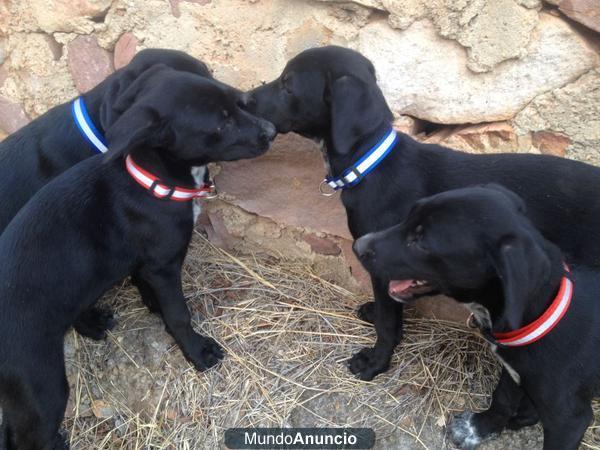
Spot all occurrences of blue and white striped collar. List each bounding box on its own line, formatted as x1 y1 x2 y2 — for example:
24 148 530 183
322 128 397 193
71 97 108 154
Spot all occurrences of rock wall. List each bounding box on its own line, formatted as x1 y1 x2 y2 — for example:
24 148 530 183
0 0 599 310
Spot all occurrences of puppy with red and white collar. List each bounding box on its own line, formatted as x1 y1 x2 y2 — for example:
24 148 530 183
353 184 599 450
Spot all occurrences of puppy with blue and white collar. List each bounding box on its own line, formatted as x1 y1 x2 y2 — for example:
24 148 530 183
0 49 213 340
354 184 599 450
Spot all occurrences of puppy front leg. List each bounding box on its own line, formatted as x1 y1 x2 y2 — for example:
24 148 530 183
348 276 402 380
136 266 224 371
448 368 524 449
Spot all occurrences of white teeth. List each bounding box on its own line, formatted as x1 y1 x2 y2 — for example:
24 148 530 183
413 280 427 286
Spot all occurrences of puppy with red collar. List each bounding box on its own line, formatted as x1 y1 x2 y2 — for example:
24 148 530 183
353 184 599 450
0 65 275 449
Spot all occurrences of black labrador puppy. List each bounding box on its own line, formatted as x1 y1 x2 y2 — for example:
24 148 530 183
0 48 213 341
353 185 599 450
243 45 600 381
0 65 276 450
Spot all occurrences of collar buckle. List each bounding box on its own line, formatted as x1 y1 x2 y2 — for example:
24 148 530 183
319 179 338 197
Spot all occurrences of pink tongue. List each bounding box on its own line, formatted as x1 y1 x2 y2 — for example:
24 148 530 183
389 280 414 295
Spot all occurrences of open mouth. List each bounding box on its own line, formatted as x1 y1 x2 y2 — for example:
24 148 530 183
388 279 433 302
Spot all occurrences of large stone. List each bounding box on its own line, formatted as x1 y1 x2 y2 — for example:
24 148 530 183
214 133 351 240
358 13 598 124
68 35 114 93
514 68 600 164
2 33 76 117
548 0 600 33
14 0 113 34
113 32 138 70
382 0 540 73
0 96 30 134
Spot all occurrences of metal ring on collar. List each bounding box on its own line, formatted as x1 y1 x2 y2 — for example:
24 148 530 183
204 182 219 200
319 179 338 197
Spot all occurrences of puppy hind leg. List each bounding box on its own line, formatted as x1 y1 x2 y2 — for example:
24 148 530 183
73 305 115 341
448 369 524 449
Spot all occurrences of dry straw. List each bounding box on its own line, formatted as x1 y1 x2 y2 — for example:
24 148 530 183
63 231 599 449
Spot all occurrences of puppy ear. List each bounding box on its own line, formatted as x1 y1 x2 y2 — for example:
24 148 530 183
328 75 391 154
492 233 550 330
103 106 163 162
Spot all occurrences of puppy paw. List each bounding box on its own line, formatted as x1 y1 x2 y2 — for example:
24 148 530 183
447 411 482 450
73 307 116 341
186 336 224 372
347 347 390 381
356 302 375 324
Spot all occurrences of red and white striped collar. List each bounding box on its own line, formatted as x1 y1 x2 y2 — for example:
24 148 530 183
492 267 573 347
125 155 216 202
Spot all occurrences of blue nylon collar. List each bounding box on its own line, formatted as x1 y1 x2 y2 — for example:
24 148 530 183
323 128 398 192
71 97 108 154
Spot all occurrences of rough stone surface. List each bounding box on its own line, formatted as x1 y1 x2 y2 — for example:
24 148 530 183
1 32 76 117
67 35 114 93
435 122 524 154
113 32 138 70
358 14 598 124
0 96 29 134
532 130 572 156
514 67 600 164
381 0 541 73
550 0 600 33
213 134 352 240
11 0 113 34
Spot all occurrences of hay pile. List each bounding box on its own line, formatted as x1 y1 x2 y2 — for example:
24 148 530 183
63 232 599 449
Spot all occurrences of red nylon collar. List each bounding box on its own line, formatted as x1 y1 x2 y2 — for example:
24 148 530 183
492 267 573 347
125 155 216 202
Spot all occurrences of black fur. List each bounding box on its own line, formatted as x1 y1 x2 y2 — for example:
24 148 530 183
353 185 600 450
0 66 276 450
244 45 600 381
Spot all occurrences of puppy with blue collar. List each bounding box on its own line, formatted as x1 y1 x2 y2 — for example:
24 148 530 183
354 184 599 450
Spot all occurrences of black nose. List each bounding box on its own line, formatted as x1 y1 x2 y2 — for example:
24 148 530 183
353 233 375 261
260 120 277 141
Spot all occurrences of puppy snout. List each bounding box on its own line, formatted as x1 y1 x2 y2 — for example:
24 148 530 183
260 120 277 141
354 234 375 262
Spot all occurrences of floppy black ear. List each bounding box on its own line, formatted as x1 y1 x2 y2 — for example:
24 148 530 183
492 233 551 330
100 64 168 130
329 75 391 154
103 105 164 162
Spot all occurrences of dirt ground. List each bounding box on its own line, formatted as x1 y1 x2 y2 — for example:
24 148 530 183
61 231 599 449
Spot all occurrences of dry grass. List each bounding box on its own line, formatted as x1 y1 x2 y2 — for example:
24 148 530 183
62 231 599 449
